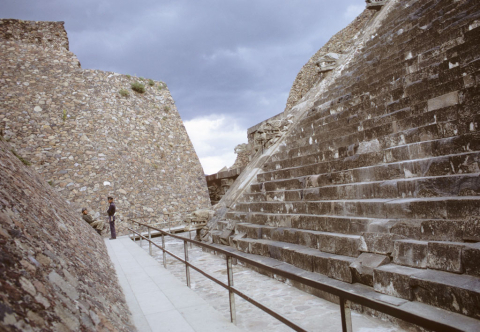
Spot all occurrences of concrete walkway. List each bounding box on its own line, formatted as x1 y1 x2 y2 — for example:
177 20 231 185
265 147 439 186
105 236 242 332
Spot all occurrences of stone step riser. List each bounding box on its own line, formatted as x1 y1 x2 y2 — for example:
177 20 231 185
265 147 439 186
226 212 468 243
278 117 462 164
259 151 480 184
374 265 480 320
246 174 480 202
290 101 457 143
393 240 480 277
266 132 480 173
231 238 355 283
233 198 480 241
255 154 480 193
295 38 480 132
259 134 480 179
235 223 363 258
284 105 462 153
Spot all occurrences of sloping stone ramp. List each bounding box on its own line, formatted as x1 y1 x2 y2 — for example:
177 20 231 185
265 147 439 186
105 236 241 332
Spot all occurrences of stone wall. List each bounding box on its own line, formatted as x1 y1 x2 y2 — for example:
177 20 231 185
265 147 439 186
0 19 211 235
0 138 134 331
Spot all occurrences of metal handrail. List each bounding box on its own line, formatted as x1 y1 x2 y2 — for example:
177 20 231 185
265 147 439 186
128 220 462 332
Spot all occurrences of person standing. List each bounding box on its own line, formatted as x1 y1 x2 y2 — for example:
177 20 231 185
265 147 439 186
107 196 116 240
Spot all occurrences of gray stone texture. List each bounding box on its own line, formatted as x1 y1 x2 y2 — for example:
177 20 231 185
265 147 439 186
0 19 211 236
0 139 134 331
205 0 480 325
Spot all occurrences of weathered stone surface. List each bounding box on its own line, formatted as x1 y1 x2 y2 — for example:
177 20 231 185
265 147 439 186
462 243 480 277
351 253 390 286
204 0 480 322
410 270 480 320
0 19 210 236
393 240 428 269
427 241 464 273
362 232 405 255
0 140 134 331
284 9 375 112
374 265 416 300
427 91 459 112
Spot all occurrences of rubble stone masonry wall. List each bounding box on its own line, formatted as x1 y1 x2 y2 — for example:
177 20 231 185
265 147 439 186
0 139 134 331
0 19 211 235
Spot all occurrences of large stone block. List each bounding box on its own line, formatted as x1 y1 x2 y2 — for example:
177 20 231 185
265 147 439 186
427 91 459 112
462 243 480 277
362 232 405 254
410 270 480 319
326 256 354 283
393 239 428 268
373 264 417 300
427 241 464 273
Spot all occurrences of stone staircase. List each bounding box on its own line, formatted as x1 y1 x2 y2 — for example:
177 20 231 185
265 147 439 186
208 0 480 326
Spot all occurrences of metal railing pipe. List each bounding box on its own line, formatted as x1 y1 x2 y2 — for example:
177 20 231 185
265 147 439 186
127 220 463 332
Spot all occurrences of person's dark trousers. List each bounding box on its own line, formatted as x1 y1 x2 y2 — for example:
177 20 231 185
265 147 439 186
109 215 116 239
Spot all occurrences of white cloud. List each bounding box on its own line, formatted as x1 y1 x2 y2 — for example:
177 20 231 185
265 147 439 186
344 5 364 21
184 114 247 175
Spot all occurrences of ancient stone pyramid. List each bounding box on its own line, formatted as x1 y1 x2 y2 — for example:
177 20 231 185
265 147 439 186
208 0 480 327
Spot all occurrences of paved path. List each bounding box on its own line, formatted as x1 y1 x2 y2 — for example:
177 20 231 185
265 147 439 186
105 236 242 332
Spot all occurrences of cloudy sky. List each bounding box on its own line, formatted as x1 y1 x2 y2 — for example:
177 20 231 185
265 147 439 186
2 0 364 174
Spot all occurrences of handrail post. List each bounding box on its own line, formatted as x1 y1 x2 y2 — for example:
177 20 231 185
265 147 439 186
184 240 191 288
226 255 236 325
148 227 152 256
140 225 143 247
340 297 353 332
162 233 167 268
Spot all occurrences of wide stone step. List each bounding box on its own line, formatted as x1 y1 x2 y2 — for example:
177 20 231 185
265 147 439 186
291 97 455 143
284 104 462 156
234 223 364 257
255 161 480 194
374 264 480 320
393 239 480 276
258 136 480 181
266 132 479 173
233 197 480 241
226 212 374 235
226 211 470 244
235 196 480 218
231 238 356 283
206 243 480 332
246 173 480 201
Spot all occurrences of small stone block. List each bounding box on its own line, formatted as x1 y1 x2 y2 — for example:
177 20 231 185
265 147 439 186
427 91 458 112
393 239 428 268
427 241 463 273
462 243 480 277
373 264 417 300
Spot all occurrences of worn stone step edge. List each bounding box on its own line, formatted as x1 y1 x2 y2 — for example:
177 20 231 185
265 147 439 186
204 242 480 332
258 149 480 184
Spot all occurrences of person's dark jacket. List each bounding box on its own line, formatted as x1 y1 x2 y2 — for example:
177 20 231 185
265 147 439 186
82 214 94 224
107 202 116 216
